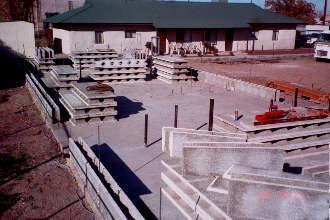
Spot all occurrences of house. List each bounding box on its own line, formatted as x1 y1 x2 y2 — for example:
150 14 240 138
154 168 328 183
44 0 306 55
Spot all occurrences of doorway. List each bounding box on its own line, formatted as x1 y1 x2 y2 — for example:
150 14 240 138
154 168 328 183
157 30 166 55
225 30 233 51
54 38 62 54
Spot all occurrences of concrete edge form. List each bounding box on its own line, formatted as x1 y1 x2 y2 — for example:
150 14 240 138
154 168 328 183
77 137 145 220
161 159 232 219
69 138 131 220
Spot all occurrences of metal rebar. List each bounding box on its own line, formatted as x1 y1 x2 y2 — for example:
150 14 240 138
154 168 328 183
144 113 148 147
208 99 214 131
174 105 178 128
294 88 298 107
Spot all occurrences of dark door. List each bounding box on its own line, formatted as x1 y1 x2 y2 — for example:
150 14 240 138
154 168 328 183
54 38 62 54
225 30 233 51
157 30 167 55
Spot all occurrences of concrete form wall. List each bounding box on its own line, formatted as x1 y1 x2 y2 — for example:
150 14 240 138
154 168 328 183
0 21 35 58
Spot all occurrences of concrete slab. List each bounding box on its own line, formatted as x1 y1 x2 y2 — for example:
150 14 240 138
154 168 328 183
65 79 294 219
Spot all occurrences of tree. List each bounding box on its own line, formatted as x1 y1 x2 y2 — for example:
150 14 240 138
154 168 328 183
265 0 316 24
1 0 39 23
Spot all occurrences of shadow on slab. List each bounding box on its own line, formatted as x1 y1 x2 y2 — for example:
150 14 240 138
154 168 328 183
115 96 145 120
91 144 157 220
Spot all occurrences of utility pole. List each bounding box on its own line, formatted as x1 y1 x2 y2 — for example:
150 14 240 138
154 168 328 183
323 0 328 25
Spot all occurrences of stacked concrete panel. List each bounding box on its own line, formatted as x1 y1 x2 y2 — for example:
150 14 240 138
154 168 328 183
90 59 147 83
41 65 79 90
34 47 55 72
213 108 330 180
153 56 197 84
69 49 119 72
160 126 329 219
59 82 117 125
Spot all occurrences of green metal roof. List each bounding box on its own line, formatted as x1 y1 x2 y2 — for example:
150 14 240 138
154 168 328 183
44 0 306 28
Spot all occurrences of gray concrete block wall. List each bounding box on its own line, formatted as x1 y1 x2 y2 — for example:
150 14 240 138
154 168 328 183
183 143 284 176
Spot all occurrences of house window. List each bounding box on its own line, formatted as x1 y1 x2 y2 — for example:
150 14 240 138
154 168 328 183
272 30 279 41
68 1 73 10
125 30 136 38
95 31 104 44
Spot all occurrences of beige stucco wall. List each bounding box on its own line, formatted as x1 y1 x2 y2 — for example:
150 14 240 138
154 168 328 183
0 21 35 58
53 24 297 55
53 28 71 54
53 26 157 54
253 29 296 50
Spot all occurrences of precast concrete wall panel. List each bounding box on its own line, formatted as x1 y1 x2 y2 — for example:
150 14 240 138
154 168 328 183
224 165 329 220
183 143 284 176
169 131 245 157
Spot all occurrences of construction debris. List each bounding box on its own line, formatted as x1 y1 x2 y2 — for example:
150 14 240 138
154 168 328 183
267 80 330 102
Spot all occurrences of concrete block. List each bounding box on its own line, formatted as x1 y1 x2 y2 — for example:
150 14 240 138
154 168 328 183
169 131 245 158
183 142 283 176
224 165 329 220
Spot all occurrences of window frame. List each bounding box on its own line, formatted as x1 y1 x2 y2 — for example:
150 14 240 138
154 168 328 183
95 31 104 44
272 30 279 41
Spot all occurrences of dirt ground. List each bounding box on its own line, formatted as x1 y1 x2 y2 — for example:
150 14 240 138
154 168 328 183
189 57 330 93
0 86 93 220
